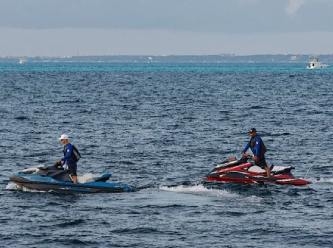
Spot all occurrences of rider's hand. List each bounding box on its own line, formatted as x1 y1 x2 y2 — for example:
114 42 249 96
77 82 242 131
253 156 259 162
242 152 250 158
63 163 68 170
54 160 62 168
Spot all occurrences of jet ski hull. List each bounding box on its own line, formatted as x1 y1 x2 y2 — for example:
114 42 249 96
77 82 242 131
10 172 136 193
204 158 311 186
204 174 310 186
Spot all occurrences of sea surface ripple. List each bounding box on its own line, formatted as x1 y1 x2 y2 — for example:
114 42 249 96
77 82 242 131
0 62 332 247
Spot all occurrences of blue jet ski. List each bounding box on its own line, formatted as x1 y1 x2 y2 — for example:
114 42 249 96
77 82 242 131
9 166 136 193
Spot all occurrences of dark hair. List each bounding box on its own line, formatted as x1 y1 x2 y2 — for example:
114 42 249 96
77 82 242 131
248 128 257 133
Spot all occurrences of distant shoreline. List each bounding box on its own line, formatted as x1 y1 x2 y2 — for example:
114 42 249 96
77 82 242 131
2 54 333 63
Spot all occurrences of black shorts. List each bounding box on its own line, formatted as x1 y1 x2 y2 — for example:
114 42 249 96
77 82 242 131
255 159 268 169
67 163 77 176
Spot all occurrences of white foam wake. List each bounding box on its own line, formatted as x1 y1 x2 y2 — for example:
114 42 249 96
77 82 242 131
314 177 333 184
159 184 239 198
6 182 44 192
77 173 99 183
6 182 19 190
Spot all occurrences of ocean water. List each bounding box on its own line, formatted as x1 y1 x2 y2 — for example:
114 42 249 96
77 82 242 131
0 61 332 247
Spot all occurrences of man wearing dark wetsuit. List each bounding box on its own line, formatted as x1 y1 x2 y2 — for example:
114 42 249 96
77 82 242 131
59 134 78 183
242 128 271 177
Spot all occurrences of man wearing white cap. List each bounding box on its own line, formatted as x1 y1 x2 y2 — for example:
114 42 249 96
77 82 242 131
59 134 80 183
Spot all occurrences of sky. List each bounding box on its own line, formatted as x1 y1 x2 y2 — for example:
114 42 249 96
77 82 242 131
0 0 332 56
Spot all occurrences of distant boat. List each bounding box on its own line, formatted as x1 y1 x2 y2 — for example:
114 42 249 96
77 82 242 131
306 57 328 69
18 58 27 64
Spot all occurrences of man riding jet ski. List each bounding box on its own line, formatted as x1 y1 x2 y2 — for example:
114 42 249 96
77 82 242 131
242 128 270 177
9 165 136 193
9 133 135 193
203 156 311 186
204 128 310 186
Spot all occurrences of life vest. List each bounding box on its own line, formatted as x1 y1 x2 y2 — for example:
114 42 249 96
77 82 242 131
72 145 81 162
63 144 81 162
249 136 267 157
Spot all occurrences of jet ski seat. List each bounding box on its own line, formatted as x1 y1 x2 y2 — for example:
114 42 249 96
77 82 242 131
248 165 294 174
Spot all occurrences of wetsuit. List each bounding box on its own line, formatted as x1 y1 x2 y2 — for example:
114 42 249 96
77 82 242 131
242 135 267 169
61 143 77 176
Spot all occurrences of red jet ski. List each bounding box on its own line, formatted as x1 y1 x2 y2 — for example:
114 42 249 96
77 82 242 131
204 156 311 186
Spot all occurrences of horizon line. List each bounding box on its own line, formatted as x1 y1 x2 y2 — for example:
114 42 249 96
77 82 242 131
1 53 333 59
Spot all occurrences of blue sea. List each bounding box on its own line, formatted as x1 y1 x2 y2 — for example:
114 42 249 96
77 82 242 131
0 60 332 247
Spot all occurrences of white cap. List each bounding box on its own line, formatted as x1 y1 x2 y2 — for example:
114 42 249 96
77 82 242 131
59 134 69 140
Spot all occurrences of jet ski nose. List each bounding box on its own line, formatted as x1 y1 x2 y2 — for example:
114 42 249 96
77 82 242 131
95 173 112 182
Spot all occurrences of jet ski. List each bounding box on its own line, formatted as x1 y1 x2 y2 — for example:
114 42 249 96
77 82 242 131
9 166 136 193
203 156 311 186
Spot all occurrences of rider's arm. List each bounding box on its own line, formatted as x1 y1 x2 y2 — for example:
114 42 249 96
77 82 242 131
242 142 250 154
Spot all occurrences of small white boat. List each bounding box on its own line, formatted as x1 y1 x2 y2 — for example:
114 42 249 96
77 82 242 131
306 57 328 69
18 58 27 64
